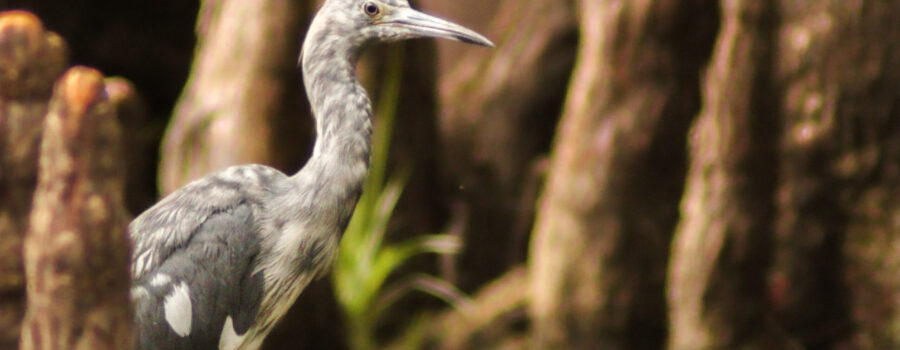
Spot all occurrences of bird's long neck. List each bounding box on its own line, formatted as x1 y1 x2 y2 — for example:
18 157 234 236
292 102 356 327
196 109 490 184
293 28 372 216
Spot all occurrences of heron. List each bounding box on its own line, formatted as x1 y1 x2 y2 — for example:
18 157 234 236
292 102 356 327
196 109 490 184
128 1 492 349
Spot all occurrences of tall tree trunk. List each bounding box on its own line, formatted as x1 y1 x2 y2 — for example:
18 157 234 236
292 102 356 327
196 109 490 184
426 0 578 291
769 1 900 347
0 11 67 350
668 1 900 348
20 67 133 350
104 78 156 214
528 0 717 348
666 1 781 348
159 0 311 194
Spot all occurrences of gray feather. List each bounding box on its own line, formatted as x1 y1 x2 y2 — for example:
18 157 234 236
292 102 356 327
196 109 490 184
130 165 282 280
132 167 277 350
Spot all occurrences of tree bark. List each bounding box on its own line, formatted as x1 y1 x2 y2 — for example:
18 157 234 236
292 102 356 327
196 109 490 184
528 0 717 348
159 0 312 194
666 1 782 348
20 67 133 350
427 0 578 291
768 1 900 348
104 78 156 214
668 1 900 348
0 11 67 350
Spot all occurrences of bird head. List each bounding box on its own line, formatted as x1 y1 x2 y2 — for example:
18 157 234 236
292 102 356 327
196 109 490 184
310 0 494 53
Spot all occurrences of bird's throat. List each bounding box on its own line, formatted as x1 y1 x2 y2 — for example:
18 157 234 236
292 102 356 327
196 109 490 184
294 42 373 221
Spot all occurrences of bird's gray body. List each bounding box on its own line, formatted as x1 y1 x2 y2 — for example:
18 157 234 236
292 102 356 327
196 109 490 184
131 161 362 349
130 0 492 349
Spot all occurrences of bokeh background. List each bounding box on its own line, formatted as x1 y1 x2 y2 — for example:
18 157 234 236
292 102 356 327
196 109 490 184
1 0 899 349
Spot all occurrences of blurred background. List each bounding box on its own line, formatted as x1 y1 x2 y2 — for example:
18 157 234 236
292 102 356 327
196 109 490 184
1 0 899 349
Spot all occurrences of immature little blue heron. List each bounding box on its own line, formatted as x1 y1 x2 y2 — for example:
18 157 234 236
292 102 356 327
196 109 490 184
128 1 492 349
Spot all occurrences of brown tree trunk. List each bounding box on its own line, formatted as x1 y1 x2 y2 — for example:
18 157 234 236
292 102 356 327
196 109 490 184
528 0 717 348
0 11 67 350
668 1 900 348
159 0 312 194
20 67 133 350
6 0 200 214
104 78 157 214
666 1 781 348
769 1 900 348
426 0 578 291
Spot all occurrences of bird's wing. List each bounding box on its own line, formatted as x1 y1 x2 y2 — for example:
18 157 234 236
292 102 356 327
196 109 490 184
129 165 281 280
132 202 265 350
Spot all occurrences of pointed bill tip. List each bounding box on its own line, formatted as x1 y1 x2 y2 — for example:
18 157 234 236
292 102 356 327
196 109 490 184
386 8 495 48
454 32 495 48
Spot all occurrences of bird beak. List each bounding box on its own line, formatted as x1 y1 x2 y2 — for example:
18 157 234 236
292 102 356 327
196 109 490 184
382 8 494 48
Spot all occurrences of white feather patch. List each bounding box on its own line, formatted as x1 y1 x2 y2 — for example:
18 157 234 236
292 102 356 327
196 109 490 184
150 273 172 287
218 316 246 350
134 250 153 277
164 282 192 337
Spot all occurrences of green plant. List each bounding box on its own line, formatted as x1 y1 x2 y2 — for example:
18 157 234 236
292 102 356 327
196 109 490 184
332 47 468 350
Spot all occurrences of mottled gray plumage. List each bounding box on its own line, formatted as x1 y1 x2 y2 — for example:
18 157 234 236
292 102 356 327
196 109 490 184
130 1 491 349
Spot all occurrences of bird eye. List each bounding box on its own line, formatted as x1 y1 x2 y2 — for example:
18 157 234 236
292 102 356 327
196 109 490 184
363 2 380 16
